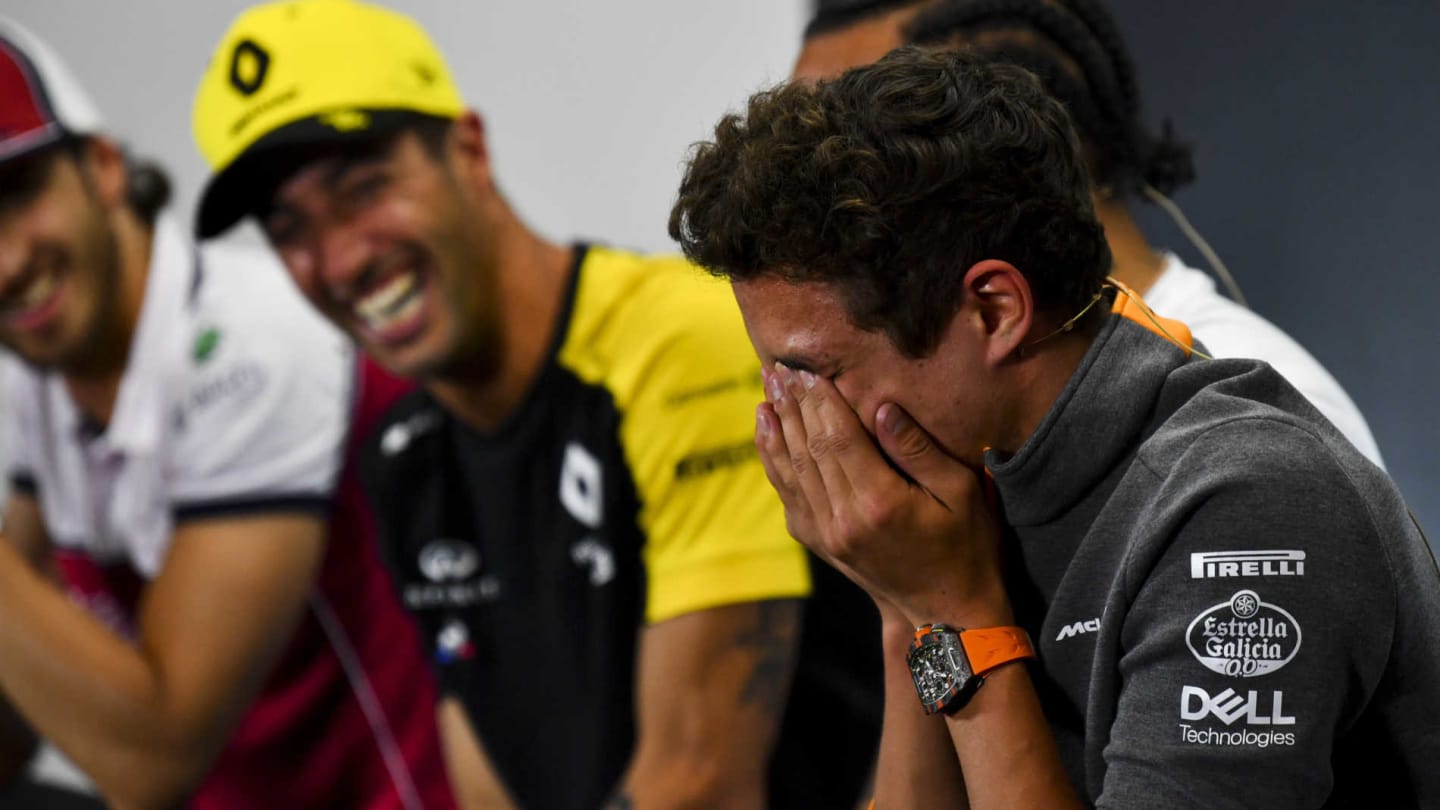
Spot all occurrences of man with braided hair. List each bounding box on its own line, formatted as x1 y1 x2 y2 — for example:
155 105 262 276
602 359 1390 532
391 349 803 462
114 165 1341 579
672 44 1440 808
794 0 940 79
793 0 1385 467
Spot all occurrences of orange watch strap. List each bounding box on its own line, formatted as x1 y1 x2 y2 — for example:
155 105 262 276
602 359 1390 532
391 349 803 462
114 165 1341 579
959 626 1035 675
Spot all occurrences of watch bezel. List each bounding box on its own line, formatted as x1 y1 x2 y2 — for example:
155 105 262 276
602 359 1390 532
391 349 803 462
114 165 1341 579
907 624 981 715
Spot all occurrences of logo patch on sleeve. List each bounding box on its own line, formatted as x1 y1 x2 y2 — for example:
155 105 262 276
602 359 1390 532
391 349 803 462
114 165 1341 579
192 326 222 363
1186 590 1301 677
1190 550 1306 579
1178 686 1297 748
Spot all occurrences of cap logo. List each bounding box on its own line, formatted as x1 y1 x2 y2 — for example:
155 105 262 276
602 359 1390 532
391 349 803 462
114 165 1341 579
319 109 371 133
228 39 270 97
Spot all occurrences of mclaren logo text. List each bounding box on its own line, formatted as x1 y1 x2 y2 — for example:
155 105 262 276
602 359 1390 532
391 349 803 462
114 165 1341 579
1055 618 1101 641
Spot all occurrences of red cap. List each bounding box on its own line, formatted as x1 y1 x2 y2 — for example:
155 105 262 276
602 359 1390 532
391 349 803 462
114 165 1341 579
0 17 104 165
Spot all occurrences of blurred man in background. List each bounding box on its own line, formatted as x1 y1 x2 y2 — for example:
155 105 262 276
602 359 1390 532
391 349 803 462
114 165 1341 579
0 18 454 809
794 0 935 80
794 0 1384 466
191 1 880 808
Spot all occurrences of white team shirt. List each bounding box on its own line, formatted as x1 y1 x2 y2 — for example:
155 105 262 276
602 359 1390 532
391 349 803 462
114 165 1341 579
3 214 353 579
1143 252 1384 467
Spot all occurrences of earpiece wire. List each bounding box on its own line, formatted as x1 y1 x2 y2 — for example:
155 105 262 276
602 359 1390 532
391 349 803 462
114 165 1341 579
1142 183 1248 308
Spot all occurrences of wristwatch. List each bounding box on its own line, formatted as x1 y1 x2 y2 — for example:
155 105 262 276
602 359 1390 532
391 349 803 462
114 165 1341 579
907 624 1035 715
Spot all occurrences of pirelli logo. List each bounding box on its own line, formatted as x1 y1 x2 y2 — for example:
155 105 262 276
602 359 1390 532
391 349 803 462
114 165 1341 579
1190 550 1306 580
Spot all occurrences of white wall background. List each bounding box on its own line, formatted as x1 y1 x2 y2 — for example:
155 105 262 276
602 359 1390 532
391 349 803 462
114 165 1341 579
5 0 808 253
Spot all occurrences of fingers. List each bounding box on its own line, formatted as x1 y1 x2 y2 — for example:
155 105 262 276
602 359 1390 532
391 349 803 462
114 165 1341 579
874 401 978 511
781 367 860 506
765 365 837 535
754 400 818 544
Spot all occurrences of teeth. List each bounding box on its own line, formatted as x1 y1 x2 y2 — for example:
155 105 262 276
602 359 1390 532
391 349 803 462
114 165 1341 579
7 272 57 314
355 272 421 330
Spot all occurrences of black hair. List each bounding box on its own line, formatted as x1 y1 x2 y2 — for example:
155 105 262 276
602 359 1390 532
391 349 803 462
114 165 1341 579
804 0 924 38
407 114 454 160
123 156 172 226
243 112 455 224
907 0 1194 197
0 136 171 226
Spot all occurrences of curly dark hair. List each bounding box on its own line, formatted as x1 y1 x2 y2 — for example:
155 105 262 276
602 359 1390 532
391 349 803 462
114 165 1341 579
906 0 1195 197
669 46 1111 358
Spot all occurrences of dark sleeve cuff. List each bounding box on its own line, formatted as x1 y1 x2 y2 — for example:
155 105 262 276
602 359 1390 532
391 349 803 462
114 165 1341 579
9 471 37 496
173 493 332 523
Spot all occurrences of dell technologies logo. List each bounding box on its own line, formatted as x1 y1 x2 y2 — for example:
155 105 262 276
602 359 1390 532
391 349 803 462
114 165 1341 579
1181 685 1295 727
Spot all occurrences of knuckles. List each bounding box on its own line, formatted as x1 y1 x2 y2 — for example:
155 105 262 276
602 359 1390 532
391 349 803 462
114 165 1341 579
787 447 813 477
854 492 898 531
889 421 932 460
823 504 883 564
805 428 852 462
784 511 820 549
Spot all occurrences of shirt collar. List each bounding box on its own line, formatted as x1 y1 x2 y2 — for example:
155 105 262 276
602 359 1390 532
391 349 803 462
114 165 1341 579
984 315 1192 527
99 212 193 454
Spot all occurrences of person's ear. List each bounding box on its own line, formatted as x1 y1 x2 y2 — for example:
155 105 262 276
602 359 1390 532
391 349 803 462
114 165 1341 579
448 110 493 190
77 137 128 212
961 259 1032 365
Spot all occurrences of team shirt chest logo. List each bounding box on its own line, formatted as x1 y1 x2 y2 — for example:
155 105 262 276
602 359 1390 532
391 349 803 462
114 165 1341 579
418 538 480 583
435 618 476 664
560 442 615 587
380 409 441 456
1186 589 1302 677
406 539 499 610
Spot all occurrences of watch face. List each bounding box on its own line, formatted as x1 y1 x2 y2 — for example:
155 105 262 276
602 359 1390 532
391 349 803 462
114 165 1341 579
909 629 974 712
910 643 958 704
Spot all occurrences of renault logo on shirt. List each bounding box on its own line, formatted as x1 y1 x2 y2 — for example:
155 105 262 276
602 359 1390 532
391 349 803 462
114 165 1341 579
559 442 604 529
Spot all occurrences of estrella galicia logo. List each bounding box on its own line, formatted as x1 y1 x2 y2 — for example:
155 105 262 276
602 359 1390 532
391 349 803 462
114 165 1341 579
229 39 270 96
1186 590 1301 678
418 539 481 583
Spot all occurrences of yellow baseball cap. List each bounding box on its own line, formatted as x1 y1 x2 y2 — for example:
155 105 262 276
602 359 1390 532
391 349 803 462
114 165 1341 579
192 0 464 237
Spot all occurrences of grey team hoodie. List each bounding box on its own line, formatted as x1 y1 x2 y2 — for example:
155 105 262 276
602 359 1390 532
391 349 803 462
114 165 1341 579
985 312 1439 808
